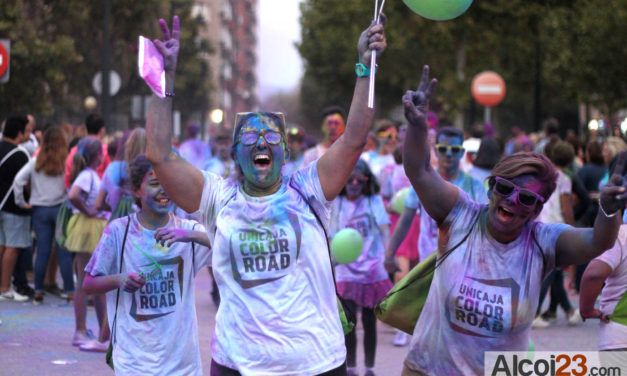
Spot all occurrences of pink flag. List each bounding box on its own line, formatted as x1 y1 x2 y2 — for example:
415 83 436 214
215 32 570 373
138 36 165 98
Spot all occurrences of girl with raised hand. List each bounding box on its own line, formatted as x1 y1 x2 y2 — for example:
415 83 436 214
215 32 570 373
332 159 391 376
399 66 627 375
83 155 210 374
146 15 386 375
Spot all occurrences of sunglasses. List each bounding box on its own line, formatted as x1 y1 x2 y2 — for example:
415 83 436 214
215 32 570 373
435 144 464 155
491 177 545 207
239 130 282 146
348 175 368 185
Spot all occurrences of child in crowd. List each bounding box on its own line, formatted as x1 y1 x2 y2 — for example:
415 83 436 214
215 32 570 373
83 155 210 374
65 136 109 349
332 160 392 376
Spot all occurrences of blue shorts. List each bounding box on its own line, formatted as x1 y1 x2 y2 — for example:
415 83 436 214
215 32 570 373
0 211 32 248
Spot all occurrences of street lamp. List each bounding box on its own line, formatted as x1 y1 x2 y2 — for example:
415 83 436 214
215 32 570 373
210 109 224 124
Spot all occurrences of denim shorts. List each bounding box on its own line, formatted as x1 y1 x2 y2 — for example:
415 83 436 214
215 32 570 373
0 211 32 248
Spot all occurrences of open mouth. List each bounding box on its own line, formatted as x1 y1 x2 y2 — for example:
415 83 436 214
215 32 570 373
497 205 515 222
155 197 170 206
253 152 272 168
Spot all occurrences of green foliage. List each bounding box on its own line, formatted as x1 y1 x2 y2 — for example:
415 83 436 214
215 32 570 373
298 0 626 133
0 0 212 125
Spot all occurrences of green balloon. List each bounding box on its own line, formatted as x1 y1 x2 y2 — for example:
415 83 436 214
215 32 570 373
391 187 411 215
331 228 364 264
403 0 473 21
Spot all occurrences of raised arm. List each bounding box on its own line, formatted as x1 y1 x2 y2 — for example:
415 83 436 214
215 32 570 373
555 154 627 266
318 21 386 201
403 66 458 224
146 16 204 213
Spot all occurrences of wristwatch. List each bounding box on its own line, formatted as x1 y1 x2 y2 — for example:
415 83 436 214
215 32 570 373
355 62 371 78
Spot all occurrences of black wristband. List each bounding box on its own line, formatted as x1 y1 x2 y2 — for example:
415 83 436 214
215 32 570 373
165 92 175 98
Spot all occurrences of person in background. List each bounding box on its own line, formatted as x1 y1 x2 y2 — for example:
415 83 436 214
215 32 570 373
468 137 502 189
302 106 347 166
534 117 560 155
96 128 146 220
20 114 39 156
64 114 111 188
532 140 581 328
367 121 398 180
0 115 32 302
332 160 392 376
65 136 109 350
282 126 306 176
203 129 236 179
178 123 211 170
13 126 74 304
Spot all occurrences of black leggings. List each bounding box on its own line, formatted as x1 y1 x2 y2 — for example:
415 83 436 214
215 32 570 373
536 270 572 316
210 360 347 376
342 299 377 368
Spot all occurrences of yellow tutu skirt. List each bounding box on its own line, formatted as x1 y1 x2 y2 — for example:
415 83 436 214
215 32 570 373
64 213 106 253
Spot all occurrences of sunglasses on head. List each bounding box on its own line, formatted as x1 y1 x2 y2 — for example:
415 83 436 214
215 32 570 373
491 177 545 207
435 144 464 155
239 130 282 146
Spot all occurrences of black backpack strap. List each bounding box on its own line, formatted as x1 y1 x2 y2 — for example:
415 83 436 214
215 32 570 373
191 222 198 276
111 216 131 346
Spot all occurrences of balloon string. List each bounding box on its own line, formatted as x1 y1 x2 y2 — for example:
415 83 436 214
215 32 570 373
368 0 386 109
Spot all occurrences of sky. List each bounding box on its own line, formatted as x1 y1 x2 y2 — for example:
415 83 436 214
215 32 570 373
256 0 304 101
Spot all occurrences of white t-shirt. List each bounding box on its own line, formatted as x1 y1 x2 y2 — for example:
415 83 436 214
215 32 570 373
197 162 345 375
85 213 210 375
538 169 572 224
332 195 390 284
595 225 627 350
70 168 104 216
367 153 395 182
405 190 570 375
405 172 487 261
302 144 328 167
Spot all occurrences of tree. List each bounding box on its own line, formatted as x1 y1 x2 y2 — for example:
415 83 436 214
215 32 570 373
0 0 213 127
298 0 626 135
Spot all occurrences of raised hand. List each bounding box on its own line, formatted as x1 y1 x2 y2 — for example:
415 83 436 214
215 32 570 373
357 16 387 66
402 66 438 128
153 16 180 73
599 151 627 216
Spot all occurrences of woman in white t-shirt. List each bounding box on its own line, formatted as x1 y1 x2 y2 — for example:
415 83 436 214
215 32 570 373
145 16 386 375
398 67 627 375
83 155 211 373
332 160 392 376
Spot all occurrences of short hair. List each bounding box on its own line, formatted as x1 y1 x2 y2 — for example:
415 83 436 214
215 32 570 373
2 115 28 139
129 154 153 191
488 152 558 201
321 106 346 122
542 117 559 136
339 159 380 197
548 141 575 168
436 126 464 144
586 141 604 165
473 138 502 170
85 113 105 135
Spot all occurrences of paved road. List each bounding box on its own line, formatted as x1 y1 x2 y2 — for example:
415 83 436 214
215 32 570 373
1 272 598 375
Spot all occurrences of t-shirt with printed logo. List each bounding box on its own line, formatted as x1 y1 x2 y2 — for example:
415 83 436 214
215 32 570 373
85 213 211 375
197 161 345 375
405 190 570 375
332 195 390 284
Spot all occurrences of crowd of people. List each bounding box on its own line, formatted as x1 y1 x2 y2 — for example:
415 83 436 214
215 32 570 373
1 15 626 376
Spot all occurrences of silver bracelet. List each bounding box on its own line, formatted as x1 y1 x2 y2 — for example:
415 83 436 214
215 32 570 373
599 200 619 218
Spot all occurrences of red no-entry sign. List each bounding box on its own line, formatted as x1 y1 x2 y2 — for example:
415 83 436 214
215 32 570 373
0 40 10 83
